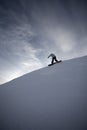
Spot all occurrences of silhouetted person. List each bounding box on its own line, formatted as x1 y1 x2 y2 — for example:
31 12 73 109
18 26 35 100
48 53 58 64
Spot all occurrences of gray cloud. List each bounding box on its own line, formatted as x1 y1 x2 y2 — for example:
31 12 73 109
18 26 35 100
0 0 87 84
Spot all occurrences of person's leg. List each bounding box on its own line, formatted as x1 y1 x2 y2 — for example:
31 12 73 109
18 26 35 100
54 56 58 62
51 57 55 64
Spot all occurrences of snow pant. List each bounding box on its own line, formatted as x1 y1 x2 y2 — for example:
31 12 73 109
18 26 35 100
51 56 58 64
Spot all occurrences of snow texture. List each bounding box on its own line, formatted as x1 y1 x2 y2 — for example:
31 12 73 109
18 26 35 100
0 56 87 130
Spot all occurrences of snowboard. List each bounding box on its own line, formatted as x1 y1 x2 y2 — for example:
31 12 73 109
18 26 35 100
48 60 62 66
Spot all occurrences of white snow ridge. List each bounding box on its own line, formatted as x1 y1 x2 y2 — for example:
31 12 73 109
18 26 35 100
0 56 87 130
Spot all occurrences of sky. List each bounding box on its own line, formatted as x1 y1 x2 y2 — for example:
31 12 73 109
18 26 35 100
0 0 87 84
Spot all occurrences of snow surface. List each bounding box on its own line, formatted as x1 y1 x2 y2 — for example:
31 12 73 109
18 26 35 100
0 56 87 130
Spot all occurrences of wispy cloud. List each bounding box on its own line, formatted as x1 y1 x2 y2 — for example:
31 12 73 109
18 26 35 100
0 18 44 84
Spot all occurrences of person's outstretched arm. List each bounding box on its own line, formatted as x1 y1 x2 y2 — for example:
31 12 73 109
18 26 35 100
48 54 51 58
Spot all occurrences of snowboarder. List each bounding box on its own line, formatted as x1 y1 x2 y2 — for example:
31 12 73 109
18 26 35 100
48 53 59 64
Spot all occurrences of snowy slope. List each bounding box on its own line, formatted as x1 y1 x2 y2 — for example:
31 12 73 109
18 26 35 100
0 56 87 130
